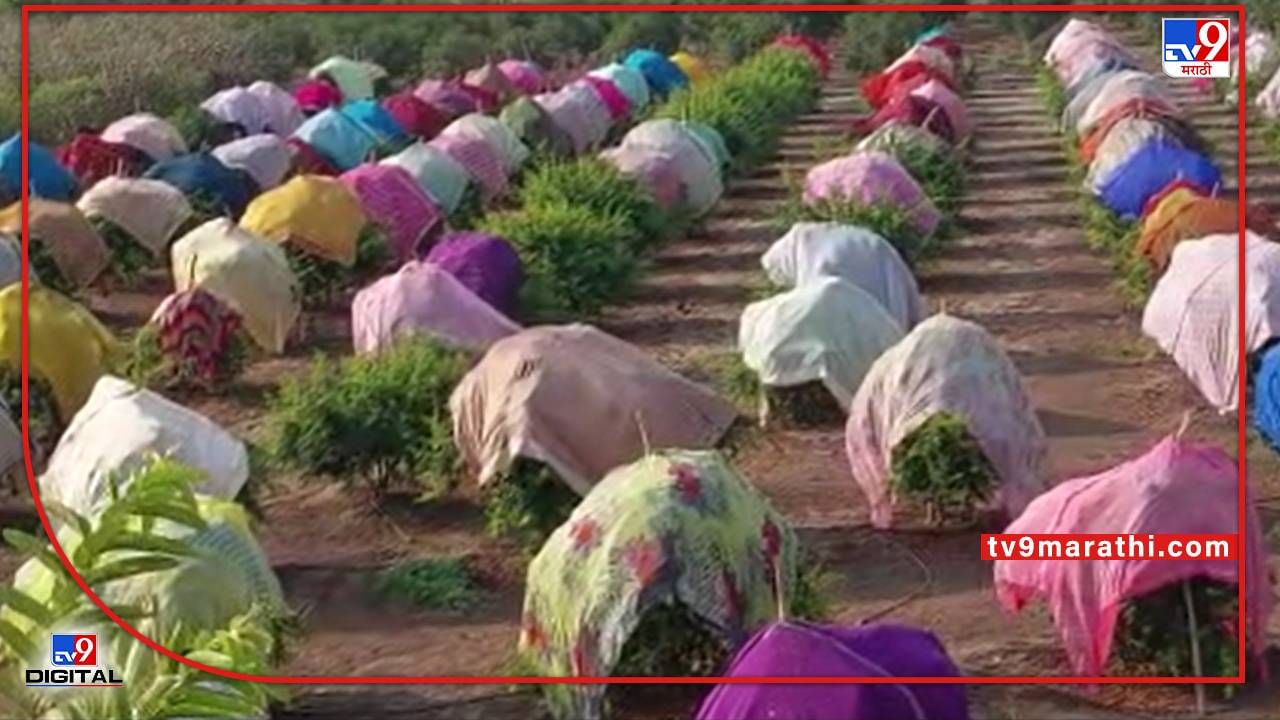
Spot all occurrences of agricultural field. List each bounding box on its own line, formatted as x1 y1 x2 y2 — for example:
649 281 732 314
1 3 1280 720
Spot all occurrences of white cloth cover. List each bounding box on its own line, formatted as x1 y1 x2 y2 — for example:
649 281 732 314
201 86 271 135
845 314 1047 528
247 80 305 136
613 119 723 217
211 134 293 191
75 177 193 256
1142 232 1280 413
1076 71 1173 136
40 375 248 520
739 277 905 410
761 221 928 329
170 218 300 354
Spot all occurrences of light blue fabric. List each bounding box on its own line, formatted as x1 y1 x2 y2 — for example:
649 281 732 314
340 100 409 149
1096 139 1221 219
292 108 378 171
623 49 688 98
0 134 77 201
686 122 730 173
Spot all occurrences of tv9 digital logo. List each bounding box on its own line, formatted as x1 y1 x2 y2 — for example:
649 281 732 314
51 634 96 666
1163 18 1231 78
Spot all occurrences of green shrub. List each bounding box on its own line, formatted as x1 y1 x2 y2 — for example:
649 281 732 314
121 323 250 393
517 158 669 250
614 601 729 678
1035 65 1067 120
889 412 997 525
26 237 77 296
763 381 845 429
840 9 944 73
483 459 580 550
376 557 481 612
266 337 469 495
0 364 61 471
479 202 639 319
1114 577 1241 692
91 218 153 289
883 140 965 217
285 227 390 307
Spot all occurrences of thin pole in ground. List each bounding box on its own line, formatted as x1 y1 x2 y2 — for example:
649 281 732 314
1181 579 1206 717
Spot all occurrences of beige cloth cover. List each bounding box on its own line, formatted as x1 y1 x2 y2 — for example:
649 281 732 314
40 375 249 521
845 313 1047 528
440 113 532 174
0 233 20 291
450 324 739 494
76 177 193 255
0 198 109 288
170 218 300 354
739 277 905 411
100 113 188 163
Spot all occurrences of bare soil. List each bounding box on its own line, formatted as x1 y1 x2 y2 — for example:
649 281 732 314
4 14 1279 720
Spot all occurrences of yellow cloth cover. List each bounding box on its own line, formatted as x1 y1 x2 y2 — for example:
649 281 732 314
670 51 712 86
0 285 118 421
170 218 301 354
240 175 367 267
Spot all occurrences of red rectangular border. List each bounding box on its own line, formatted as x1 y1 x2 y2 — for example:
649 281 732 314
17 3 1251 687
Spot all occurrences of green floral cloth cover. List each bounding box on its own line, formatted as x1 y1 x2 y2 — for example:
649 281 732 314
520 449 798 720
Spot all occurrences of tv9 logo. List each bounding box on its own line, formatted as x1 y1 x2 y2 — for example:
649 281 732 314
51 633 96 666
1163 18 1231 78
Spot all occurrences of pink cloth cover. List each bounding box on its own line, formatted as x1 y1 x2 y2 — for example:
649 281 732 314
994 435 1272 677
339 164 443 263
498 59 550 95
293 79 343 114
247 80 305 136
535 84 613 155
100 113 187 163
352 260 520 354
845 314 1046 528
1142 232 1280 413
803 151 942 236
909 79 970 140
428 133 508 200
201 86 271 135
578 76 631 121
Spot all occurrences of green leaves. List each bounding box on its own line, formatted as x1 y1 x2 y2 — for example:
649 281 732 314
267 337 469 494
1114 578 1241 692
889 412 997 525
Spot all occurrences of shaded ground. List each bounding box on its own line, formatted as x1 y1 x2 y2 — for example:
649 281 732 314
3 13 1279 720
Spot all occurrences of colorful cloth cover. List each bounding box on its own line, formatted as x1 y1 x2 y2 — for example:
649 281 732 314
739 277 905 410
697 622 970 720
381 141 471 216
588 63 651 110
75 176 193 256
623 48 689 97
1096 140 1221 219
772 34 832 77
852 92 957 146
501 97 576 157
100 113 188 163
40 374 249 519
309 55 386 101
1143 232 1280 413
0 198 109 288
423 230 524 318
845 314 1047 528
762 221 928 329
240 175 366 266
450 324 739 493
292 108 378 172
1137 187 1272 272
614 119 723 217
0 233 20 291
465 62 520 103
536 84 614 155
211 134 293 191
149 288 244 386
498 59 551 96
0 284 118 421
352 260 520 355
201 86 271 136
381 90 448 140
0 134 77 200
439 113 531 175
413 79 482 119
170 218 300 354
142 153 258 219
339 163 443 263
994 435 1272 677
669 51 712 86
1252 343 1280 451
803 151 942 236
293 78 344 114
428 132 509 200
247 80 305 136
579 76 632 121
340 99 410 149
56 132 149 188
599 146 684 211
909 79 970 140
1076 71 1175 137
520 449 799 720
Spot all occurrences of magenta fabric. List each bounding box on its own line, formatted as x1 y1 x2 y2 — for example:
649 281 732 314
994 435 1273 677
352 260 520 355
293 79 343 114
427 133 508 200
578 76 631 121
909 79 970 139
498 59 550 95
382 91 448 140
804 151 942 235
413 80 481 119
339 164 443 263
458 82 501 113
697 621 969 720
422 231 523 318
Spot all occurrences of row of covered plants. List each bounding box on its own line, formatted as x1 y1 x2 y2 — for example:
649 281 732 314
0 31 839 720
1035 18 1272 691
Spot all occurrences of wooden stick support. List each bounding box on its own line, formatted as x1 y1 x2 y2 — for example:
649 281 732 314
1182 580 1206 717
